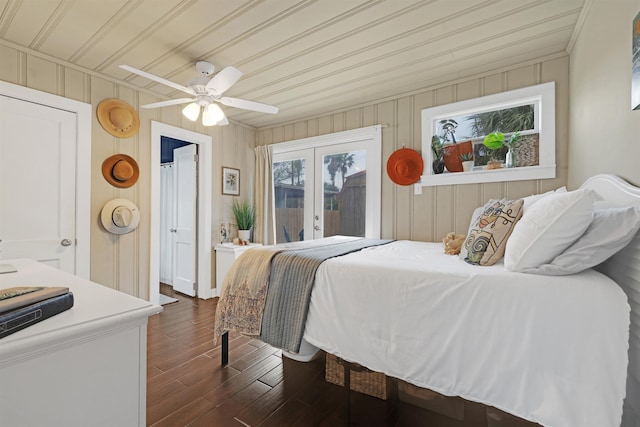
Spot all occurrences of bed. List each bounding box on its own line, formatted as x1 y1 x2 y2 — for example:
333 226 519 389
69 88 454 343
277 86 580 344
215 174 640 427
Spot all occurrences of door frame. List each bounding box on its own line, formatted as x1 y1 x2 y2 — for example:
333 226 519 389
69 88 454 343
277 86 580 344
150 121 212 305
0 80 91 279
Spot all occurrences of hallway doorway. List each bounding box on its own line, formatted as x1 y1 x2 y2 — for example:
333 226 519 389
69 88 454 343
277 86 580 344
160 137 198 297
149 121 212 306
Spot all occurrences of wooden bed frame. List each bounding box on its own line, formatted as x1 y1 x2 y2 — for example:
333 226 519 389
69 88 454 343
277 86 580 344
218 174 640 426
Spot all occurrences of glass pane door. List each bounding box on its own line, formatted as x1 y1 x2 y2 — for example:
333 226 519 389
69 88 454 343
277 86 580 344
319 149 367 238
272 149 313 243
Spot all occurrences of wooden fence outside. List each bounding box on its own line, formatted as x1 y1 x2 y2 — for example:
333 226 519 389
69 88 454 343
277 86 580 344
275 208 341 243
275 172 366 243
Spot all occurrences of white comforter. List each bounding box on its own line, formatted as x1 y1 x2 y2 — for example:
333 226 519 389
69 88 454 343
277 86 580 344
303 240 630 427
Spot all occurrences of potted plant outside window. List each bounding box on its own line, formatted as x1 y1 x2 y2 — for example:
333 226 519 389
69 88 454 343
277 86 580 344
231 198 255 242
459 152 474 172
482 131 520 168
431 135 445 174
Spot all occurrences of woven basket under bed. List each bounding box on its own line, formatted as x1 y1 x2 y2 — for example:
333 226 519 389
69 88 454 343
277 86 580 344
325 353 389 400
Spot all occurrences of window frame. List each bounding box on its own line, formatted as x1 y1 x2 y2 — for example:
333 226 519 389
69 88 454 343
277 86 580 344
420 81 556 186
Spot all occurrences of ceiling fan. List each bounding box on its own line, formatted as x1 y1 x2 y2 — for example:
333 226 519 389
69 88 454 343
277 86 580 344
119 61 278 126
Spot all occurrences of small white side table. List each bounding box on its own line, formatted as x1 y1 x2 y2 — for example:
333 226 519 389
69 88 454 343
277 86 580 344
214 243 262 296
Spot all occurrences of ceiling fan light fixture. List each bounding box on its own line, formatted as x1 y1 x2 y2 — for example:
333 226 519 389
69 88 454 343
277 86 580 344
122 63 278 123
182 102 200 121
202 103 225 126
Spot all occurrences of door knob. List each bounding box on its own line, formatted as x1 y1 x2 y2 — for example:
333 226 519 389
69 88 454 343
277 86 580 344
170 228 177 233
61 238 72 247
314 225 320 231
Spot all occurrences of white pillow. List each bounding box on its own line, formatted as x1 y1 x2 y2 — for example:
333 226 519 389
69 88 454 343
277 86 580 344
520 207 640 275
522 186 567 212
504 188 594 271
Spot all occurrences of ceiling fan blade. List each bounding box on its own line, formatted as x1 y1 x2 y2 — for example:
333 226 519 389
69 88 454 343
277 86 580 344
206 66 243 95
219 97 279 114
119 65 196 96
141 98 194 109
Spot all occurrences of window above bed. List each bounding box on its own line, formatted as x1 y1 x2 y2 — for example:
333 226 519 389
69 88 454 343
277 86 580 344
419 82 556 186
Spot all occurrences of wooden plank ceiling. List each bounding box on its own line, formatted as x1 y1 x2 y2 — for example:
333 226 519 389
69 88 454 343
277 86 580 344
0 0 586 128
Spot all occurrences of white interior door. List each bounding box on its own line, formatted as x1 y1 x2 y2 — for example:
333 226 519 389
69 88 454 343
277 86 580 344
0 95 77 273
159 164 174 284
172 144 197 296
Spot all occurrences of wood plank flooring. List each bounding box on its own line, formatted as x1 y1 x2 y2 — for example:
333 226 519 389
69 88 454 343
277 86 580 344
147 286 512 427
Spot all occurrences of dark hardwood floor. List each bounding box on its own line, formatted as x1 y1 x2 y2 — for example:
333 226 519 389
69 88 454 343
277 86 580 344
147 286 502 427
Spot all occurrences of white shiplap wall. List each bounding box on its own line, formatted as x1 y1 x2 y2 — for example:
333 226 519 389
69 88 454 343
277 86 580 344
0 44 256 299
256 56 570 242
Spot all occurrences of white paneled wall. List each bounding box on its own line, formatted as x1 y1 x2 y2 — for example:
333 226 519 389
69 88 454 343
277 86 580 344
0 44 256 299
0 39 569 295
256 56 570 242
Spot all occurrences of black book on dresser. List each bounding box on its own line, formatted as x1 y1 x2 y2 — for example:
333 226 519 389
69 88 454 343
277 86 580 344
0 291 74 339
0 286 69 314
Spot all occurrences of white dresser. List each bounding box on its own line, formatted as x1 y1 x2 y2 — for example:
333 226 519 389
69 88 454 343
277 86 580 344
0 259 162 427
215 243 262 296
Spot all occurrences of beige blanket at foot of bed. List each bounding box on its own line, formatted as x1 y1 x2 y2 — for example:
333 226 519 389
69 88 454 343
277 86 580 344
214 246 282 340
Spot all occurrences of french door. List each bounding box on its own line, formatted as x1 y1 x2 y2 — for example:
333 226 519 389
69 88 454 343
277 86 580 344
272 126 381 243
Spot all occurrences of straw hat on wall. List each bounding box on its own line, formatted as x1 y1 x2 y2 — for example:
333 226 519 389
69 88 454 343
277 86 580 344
97 98 140 138
100 198 140 235
102 154 139 188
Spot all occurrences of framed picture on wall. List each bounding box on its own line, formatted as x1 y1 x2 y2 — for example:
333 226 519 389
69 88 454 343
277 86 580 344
222 167 240 195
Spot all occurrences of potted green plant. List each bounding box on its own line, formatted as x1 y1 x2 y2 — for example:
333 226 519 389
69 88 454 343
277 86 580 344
459 152 474 172
431 135 445 174
231 198 255 242
482 131 520 168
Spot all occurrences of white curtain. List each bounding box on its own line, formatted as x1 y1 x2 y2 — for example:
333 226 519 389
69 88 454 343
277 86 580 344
160 163 174 284
254 145 275 244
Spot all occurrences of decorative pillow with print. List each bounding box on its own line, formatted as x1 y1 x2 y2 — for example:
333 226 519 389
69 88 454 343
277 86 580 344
460 198 524 266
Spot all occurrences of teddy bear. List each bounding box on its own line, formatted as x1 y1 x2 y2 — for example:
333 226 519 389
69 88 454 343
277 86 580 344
443 232 466 255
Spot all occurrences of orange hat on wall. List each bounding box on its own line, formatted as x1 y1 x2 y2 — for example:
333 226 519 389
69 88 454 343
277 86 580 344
386 148 423 185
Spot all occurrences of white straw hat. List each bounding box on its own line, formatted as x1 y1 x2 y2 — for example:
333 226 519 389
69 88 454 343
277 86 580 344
100 198 140 234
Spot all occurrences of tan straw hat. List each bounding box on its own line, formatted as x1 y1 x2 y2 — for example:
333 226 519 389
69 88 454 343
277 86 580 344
97 98 140 138
102 154 139 188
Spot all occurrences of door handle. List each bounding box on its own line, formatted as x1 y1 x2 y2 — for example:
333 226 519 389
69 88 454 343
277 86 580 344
170 228 177 233
313 225 320 231
61 238 72 247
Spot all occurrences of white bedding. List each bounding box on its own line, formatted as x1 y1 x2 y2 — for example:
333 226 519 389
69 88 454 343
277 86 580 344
302 240 630 427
